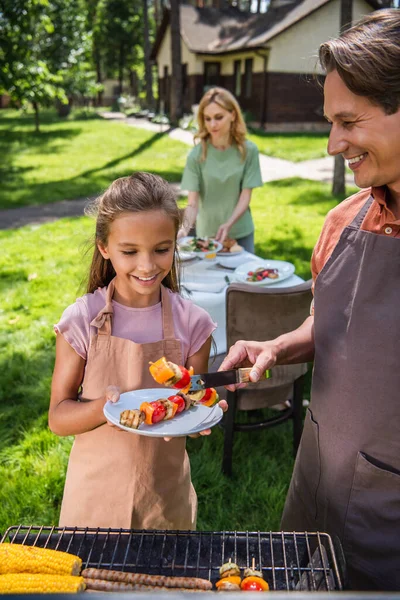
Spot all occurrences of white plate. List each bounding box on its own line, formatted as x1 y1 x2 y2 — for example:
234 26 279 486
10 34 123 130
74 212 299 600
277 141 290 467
217 253 252 269
234 259 295 286
104 388 223 437
178 236 223 259
217 245 245 257
178 251 197 262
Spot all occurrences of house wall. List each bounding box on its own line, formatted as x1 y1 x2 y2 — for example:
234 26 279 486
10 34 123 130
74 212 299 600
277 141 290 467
267 0 374 74
156 0 376 124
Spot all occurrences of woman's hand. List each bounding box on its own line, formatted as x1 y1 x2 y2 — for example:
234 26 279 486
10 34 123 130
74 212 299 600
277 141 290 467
215 223 230 244
219 340 278 391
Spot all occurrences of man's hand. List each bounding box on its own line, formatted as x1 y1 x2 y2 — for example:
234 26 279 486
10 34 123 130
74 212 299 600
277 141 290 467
219 340 278 391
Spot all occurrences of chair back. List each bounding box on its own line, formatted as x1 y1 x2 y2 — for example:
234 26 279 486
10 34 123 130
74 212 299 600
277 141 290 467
225 280 313 409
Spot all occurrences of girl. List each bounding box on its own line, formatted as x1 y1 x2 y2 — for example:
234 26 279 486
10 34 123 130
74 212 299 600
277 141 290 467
49 172 222 530
179 87 263 253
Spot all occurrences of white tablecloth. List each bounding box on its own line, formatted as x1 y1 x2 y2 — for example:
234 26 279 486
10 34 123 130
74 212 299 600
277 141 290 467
180 252 305 356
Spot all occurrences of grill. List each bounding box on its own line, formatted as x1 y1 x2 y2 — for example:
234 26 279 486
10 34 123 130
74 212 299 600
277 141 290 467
1 526 345 592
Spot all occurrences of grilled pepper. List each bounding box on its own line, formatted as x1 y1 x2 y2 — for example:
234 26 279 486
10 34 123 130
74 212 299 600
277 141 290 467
215 576 242 589
140 400 167 425
187 387 219 407
241 576 269 591
149 357 194 394
168 394 186 414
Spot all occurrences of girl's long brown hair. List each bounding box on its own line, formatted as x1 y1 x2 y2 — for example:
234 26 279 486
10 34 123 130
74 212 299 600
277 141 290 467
195 87 247 162
85 172 181 294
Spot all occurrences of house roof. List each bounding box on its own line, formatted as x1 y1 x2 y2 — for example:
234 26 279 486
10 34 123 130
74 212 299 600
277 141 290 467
151 0 383 59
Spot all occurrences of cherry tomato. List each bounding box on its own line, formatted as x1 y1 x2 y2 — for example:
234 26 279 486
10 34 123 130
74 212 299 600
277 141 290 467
241 577 269 592
150 401 167 423
168 394 186 414
173 366 191 389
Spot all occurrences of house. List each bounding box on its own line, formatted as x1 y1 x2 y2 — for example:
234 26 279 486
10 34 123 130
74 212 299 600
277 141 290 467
151 0 382 128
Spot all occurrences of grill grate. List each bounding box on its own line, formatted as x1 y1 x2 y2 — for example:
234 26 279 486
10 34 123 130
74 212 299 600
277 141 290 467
1 526 344 591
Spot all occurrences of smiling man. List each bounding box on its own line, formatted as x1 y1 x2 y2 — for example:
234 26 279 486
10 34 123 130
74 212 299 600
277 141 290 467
219 9 400 591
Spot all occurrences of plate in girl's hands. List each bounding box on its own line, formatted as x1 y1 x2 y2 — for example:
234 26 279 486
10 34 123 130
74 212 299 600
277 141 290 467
178 236 223 259
104 387 223 437
233 259 295 286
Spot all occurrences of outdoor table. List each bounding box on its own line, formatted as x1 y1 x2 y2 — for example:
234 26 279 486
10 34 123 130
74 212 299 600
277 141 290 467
180 251 305 356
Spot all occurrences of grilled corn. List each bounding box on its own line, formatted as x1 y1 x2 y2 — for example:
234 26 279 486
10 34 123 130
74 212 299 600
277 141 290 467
0 574 85 593
0 544 82 576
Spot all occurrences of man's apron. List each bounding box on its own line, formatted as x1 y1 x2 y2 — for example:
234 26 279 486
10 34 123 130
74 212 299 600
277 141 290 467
281 197 400 591
59 281 197 530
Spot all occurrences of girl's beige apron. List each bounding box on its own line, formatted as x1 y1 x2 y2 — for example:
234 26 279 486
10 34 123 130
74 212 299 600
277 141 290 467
59 281 197 530
281 197 400 591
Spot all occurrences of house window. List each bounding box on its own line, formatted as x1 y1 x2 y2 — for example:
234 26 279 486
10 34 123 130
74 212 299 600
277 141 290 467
244 58 253 98
204 62 220 89
234 60 241 97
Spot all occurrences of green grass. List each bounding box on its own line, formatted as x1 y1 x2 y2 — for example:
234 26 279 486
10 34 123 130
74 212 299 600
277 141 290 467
0 109 189 210
248 130 329 162
0 171 356 534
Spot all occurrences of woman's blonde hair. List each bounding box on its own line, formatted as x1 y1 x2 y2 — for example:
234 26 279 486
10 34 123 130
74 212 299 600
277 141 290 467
84 172 181 294
195 87 247 161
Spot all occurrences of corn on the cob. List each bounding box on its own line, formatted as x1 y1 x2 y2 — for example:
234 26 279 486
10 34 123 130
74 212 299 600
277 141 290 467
0 574 85 593
0 544 82 576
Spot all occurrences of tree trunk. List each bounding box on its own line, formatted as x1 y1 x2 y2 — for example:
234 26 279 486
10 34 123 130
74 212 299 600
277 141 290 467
33 101 40 133
331 0 353 197
169 0 183 125
118 44 124 96
257 0 262 13
94 44 103 106
143 0 155 111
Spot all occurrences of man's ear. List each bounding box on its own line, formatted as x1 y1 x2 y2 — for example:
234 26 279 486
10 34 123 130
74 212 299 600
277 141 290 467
97 242 109 259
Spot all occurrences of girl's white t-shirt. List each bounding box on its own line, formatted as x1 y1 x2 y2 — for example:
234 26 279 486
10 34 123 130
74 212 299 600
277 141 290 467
55 286 217 363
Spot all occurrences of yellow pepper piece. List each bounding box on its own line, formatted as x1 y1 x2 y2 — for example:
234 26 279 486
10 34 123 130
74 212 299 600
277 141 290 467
0 544 82 576
0 573 85 593
216 576 242 588
149 357 176 384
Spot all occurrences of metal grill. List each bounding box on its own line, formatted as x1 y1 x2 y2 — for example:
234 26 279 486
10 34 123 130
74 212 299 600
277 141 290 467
1 526 344 592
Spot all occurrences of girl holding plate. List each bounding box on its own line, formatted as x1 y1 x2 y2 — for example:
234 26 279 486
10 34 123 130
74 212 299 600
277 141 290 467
49 172 226 530
179 87 263 254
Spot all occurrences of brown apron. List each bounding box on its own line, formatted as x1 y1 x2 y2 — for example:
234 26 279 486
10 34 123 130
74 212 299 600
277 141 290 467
59 281 197 530
281 196 400 591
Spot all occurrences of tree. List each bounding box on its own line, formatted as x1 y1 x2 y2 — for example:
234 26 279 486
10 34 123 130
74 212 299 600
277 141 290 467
94 0 143 96
169 0 182 125
0 0 98 130
332 0 352 196
143 0 155 110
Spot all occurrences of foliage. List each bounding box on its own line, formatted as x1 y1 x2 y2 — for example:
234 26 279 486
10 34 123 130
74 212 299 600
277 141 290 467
93 0 143 89
0 0 99 129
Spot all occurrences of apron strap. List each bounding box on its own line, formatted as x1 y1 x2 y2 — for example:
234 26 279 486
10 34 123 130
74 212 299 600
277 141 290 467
90 279 115 337
348 195 375 230
161 285 176 340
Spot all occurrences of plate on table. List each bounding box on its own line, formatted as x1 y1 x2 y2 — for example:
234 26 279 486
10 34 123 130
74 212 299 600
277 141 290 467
178 236 223 259
104 388 223 437
178 251 197 262
233 259 295 286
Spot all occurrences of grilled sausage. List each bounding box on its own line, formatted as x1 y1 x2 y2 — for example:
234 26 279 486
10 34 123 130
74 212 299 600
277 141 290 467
85 579 208 592
82 568 212 590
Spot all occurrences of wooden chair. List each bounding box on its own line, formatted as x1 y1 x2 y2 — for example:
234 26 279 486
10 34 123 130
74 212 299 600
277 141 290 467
221 279 313 476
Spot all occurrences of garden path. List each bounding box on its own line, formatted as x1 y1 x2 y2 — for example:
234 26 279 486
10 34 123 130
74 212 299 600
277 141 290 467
0 112 353 230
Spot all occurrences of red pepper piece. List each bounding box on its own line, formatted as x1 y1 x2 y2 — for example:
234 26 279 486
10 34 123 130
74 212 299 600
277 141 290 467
168 394 186 414
173 365 191 389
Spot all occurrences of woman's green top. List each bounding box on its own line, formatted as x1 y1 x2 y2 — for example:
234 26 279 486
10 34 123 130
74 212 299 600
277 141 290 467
181 139 262 239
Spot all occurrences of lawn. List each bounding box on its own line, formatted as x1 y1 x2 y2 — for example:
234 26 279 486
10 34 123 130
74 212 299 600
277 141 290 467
248 130 329 162
0 109 189 210
0 109 331 211
0 108 356 535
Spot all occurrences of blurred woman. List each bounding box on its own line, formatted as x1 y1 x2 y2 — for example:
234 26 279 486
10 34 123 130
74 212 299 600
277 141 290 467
179 87 262 253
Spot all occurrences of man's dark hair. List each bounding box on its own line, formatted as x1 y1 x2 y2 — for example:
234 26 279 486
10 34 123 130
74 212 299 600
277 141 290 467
319 9 400 114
